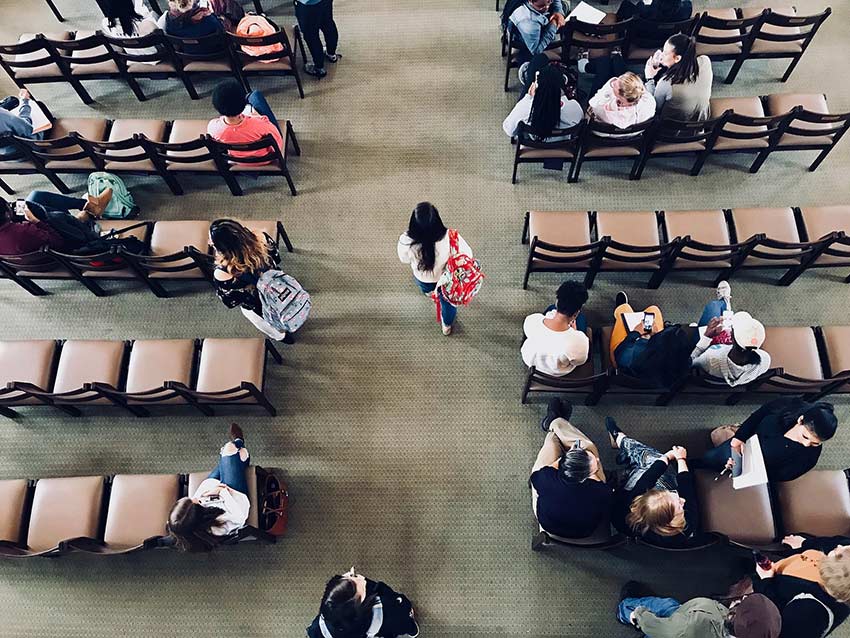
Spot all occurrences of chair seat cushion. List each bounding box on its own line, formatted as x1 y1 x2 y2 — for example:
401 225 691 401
821 326 850 384
528 210 593 269
125 339 194 403
664 209 732 268
183 59 232 72
70 60 120 75
0 340 57 398
52 340 126 403
11 33 71 78
695 470 777 546
240 220 278 242
43 118 108 165
188 467 259 529
767 93 834 146
651 140 705 154
27 475 104 552
166 119 214 168
0 479 29 544
239 56 292 72
518 146 575 159
695 9 744 57
799 206 850 264
776 471 850 537
196 338 265 397
731 207 803 266
596 210 661 266
742 7 802 54
761 327 822 379
148 220 210 279
583 144 642 158
104 474 181 548
127 61 176 74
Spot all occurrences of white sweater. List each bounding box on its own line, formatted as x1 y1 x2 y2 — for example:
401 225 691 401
521 311 590 376
193 478 250 536
397 231 472 284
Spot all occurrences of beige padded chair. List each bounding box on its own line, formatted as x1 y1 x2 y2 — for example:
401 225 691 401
695 470 777 547
776 470 850 538
103 119 168 172
709 97 769 151
523 210 594 282
26 476 104 554
740 7 801 54
41 117 109 171
664 209 733 269
164 119 217 172
0 340 58 410
51 340 127 406
596 210 662 269
6 32 72 79
193 338 272 410
101 474 181 551
147 220 211 279
766 94 832 147
0 479 30 544
819 326 850 395
124 339 195 404
730 207 803 267
694 9 746 58
799 206 850 267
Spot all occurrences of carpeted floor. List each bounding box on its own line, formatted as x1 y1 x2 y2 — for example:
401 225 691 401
0 0 849 636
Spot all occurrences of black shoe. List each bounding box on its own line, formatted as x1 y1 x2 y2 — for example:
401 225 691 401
540 398 573 432
281 332 295 345
304 63 327 78
615 290 628 307
605 416 622 448
620 580 654 602
229 422 245 443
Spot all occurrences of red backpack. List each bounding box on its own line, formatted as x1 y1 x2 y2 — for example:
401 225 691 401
235 14 283 62
431 229 484 322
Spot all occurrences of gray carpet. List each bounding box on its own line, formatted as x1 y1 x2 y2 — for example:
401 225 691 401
0 0 849 636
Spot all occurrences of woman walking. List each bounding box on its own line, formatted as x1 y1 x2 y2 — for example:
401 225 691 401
397 202 473 336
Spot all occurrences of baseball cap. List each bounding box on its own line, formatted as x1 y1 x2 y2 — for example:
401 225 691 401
731 312 766 349
732 594 782 638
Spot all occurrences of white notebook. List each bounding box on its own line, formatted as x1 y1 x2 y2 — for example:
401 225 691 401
732 434 769 490
566 1 607 24
12 100 52 134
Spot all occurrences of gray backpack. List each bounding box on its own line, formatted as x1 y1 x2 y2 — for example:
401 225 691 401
257 270 311 333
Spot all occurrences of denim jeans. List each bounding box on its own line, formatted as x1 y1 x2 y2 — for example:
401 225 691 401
691 438 733 473
415 278 457 326
207 439 250 495
247 90 281 133
294 0 339 69
26 190 87 215
698 299 729 327
618 596 682 634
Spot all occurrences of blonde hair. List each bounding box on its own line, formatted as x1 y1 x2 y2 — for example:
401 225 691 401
627 490 685 537
820 549 850 602
168 0 196 13
210 219 270 276
616 72 645 104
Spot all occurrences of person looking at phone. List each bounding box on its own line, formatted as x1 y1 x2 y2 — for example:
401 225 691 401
521 280 589 377
503 64 584 142
644 33 713 122
605 418 702 548
307 568 419 638
588 71 657 136
692 398 838 482
530 399 614 539
207 79 284 163
607 290 665 366
167 423 252 551
504 0 567 63
0 197 66 256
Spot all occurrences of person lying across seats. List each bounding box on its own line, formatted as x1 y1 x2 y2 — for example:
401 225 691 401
617 581 781 638
207 80 285 164
747 535 850 638
167 423 252 551
502 0 567 64
587 70 656 136
530 398 614 539
605 417 703 549
521 280 589 377
0 90 43 159
691 398 837 482
503 63 584 142
0 189 114 256
307 568 420 638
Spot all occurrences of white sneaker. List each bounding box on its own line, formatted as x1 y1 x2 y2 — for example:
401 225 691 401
716 280 732 311
441 322 452 336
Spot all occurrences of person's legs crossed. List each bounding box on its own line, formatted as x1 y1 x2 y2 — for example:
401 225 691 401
319 0 339 56
26 190 87 213
246 91 281 132
551 417 606 481
295 0 325 69
698 299 728 327
610 302 635 364
691 438 733 472
617 597 682 625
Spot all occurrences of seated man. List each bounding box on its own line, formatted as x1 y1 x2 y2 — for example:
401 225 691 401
521 280 589 377
507 0 566 62
207 80 285 164
530 399 613 539
0 90 43 159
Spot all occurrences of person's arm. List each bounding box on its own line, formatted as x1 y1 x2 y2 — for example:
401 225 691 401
733 397 798 444
627 458 671 497
690 316 722 363
675 463 700 534
771 447 820 483
0 108 33 139
517 17 556 57
503 94 533 137
257 120 285 158
561 100 585 129
397 233 413 264
633 607 685 638
647 79 671 112
802 535 850 553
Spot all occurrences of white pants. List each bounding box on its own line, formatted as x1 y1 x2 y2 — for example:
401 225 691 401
241 307 287 340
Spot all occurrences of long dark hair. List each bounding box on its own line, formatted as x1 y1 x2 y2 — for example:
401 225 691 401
529 64 566 138
319 576 380 638
210 218 271 275
166 497 226 552
661 33 700 85
103 0 145 35
406 202 447 273
783 401 838 441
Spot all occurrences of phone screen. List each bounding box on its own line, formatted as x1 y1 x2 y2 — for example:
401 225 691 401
643 312 655 331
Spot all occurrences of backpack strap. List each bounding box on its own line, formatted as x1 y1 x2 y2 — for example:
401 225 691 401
448 229 459 256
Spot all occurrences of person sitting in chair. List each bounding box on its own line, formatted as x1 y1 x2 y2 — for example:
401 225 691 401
521 280 589 377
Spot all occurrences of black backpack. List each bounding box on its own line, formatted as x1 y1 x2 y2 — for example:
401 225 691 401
616 325 697 388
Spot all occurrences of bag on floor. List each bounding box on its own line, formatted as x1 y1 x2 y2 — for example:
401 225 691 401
236 14 283 61
257 269 311 333
432 229 483 323
87 172 139 219
259 470 289 536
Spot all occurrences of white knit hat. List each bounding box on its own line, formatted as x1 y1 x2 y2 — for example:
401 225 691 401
731 312 766 349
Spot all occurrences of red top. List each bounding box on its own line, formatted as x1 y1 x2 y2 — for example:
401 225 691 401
207 115 284 163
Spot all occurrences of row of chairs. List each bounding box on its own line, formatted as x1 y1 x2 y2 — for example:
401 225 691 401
0 218 292 298
521 206 850 290
511 93 850 182
0 23 305 104
503 7 832 90
522 323 850 406
534 467 850 553
0 465 277 557
0 336 282 419
0 111 301 196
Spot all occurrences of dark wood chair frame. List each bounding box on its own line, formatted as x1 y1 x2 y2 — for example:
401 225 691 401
228 17 305 99
571 117 655 181
164 31 247 96
633 114 725 179
210 124 301 196
624 16 698 61
0 34 94 104
758 104 850 173
511 120 584 184
692 10 767 77
558 16 633 64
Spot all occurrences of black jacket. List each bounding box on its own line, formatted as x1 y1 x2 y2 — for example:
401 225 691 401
306 579 416 638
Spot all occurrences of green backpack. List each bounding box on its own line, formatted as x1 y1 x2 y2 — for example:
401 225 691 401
87 172 139 219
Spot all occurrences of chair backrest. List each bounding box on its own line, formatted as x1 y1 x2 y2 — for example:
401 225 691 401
102 29 173 66
516 119 584 150
84 134 155 171
0 248 67 275
781 108 850 145
165 30 234 64
227 16 295 63
14 132 98 167
628 16 698 51
582 115 656 151
694 10 767 48
649 114 724 146
148 134 218 168
562 17 633 54
48 31 116 74
0 35 60 82
209 133 285 168
712 108 793 144
751 7 832 51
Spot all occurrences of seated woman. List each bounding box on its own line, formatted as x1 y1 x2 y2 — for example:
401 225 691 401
530 399 614 539
307 568 419 638
521 280 589 377
503 63 584 141
167 423 252 551
752 535 850 638
588 71 656 136
644 33 713 122
209 218 293 343
607 418 702 548
692 398 837 482
101 0 160 63
160 0 224 53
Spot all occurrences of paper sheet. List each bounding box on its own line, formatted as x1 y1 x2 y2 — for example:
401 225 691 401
732 434 769 490
566 1 607 24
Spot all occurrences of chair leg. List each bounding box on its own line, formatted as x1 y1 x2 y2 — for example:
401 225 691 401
570 157 584 182
43 170 71 193
282 168 297 196
690 150 710 176
265 339 284 364
9 273 48 296
725 392 744 406
56 405 82 417
69 79 94 105
125 76 147 102
222 171 243 196
178 72 199 100
0 405 18 419
141 276 170 298
778 264 806 286
532 531 549 551
286 121 301 156
511 158 520 184
78 277 106 297
781 54 803 82
44 0 64 21
749 149 771 173
809 146 834 172
292 69 305 99
253 0 262 12
0 177 13 195
277 221 294 253
724 57 746 84
160 171 183 196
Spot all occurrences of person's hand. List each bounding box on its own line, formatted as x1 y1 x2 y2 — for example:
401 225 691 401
18 88 30 100
644 56 658 80
629 610 639 628
783 535 806 549
528 81 537 97
755 564 775 579
730 438 744 456
664 449 677 463
704 316 724 338
22 205 38 223
672 445 687 460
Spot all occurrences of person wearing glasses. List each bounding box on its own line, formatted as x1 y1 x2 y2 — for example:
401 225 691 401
588 71 656 137
530 399 613 539
307 568 419 638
